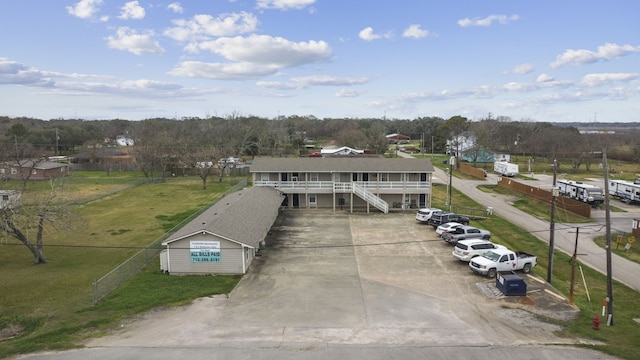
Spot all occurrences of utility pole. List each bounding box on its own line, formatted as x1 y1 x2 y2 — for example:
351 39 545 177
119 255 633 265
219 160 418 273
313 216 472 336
603 148 614 325
447 156 455 211
547 159 557 283
55 128 59 156
569 227 580 305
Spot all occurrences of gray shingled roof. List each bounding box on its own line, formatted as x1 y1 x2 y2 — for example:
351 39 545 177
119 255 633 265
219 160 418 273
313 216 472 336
250 157 434 173
162 186 284 248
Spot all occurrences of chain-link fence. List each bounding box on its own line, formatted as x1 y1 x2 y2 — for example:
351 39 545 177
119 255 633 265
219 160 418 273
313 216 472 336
92 178 248 304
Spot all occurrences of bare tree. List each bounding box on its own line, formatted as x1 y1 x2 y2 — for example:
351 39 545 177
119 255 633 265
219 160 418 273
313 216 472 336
0 179 74 264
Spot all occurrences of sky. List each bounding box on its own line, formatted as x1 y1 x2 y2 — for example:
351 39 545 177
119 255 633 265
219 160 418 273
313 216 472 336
1 1 639 122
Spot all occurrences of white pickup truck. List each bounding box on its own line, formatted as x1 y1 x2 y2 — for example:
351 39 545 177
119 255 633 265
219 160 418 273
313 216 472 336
468 248 537 278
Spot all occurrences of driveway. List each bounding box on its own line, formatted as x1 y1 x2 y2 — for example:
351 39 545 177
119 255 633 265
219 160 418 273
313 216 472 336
22 209 614 360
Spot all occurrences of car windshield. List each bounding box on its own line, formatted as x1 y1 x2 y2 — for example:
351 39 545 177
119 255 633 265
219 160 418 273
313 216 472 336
482 251 500 261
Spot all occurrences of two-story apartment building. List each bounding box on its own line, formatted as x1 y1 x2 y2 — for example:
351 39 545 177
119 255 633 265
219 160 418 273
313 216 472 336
250 157 435 213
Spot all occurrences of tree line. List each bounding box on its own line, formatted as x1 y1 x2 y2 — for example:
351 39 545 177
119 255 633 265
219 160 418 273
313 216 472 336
1 113 640 264
2 114 640 178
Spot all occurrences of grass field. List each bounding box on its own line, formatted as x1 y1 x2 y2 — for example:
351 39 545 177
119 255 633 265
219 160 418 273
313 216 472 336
0 172 242 358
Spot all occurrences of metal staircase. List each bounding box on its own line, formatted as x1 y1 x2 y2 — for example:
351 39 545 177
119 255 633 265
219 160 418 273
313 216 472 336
336 182 388 213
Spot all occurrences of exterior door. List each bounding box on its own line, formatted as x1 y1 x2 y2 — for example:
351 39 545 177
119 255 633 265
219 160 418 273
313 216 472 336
292 194 299 208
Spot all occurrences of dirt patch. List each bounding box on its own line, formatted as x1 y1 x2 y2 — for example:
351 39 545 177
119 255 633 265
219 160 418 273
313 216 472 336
0 323 25 342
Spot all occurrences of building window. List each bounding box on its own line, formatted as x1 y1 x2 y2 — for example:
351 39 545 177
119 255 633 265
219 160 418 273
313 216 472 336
309 194 317 206
261 173 269 181
32 169 37 175
11 168 17 175
380 173 388 182
309 172 318 181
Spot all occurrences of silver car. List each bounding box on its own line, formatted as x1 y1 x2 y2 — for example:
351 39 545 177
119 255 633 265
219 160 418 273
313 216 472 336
452 239 506 262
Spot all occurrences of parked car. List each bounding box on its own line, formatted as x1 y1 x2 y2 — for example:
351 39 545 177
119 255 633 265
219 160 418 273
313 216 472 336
435 222 464 236
427 212 470 228
469 249 537 278
452 239 506 262
415 208 442 223
442 225 491 244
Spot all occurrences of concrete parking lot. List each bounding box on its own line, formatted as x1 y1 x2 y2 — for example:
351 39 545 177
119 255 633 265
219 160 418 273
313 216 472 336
85 209 586 348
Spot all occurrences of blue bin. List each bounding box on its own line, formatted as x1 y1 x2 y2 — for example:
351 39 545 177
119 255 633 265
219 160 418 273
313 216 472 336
496 272 527 296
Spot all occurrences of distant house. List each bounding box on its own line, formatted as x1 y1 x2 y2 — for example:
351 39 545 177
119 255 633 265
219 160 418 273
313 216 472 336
461 149 495 163
115 135 135 146
68 149 135 165
0 160 69 181
386 133 410 144
0 190 21 210
320 146 365 156
160 187 284 275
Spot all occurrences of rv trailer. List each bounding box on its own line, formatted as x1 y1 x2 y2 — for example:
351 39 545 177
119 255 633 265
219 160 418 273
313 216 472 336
493 161 519 177
557 180 604 208
609 179 640 204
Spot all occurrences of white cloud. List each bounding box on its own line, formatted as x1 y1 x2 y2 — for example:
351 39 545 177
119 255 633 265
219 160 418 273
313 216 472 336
106 27 165 55
164 12 258 41
0 58 202 99
580 73 640 87
167 2 183 13
359 27 380 41
290 75 369 87
0 58 52 86
257 75 369 90
169 61 280 80
256 0 315 10
119 1 145 20
358 27 393 41
458 14 519 27
256 81 299 90
185 34 332 68
510 64 534 74
66 0 103 19
336 88 365 97
550 43 640 68
402 25 429 39
536 73 554 83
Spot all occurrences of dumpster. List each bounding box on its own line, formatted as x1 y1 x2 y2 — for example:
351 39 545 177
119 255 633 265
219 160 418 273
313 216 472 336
496 272 527 296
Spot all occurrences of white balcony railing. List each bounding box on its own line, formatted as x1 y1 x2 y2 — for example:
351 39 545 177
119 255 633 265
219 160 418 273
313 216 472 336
253 180 429 191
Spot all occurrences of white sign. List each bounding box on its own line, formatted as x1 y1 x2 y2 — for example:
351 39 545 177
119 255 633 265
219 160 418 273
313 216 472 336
190 241 221 263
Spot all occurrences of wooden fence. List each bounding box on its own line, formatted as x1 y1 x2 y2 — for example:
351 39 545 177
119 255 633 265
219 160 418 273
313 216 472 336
497 177 592 218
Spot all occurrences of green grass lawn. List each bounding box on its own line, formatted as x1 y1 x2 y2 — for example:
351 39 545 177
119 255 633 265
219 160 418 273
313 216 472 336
0 173 242 358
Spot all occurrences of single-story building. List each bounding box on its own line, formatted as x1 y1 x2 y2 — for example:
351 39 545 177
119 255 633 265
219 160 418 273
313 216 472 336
0 160 69 181
160 186 284 275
